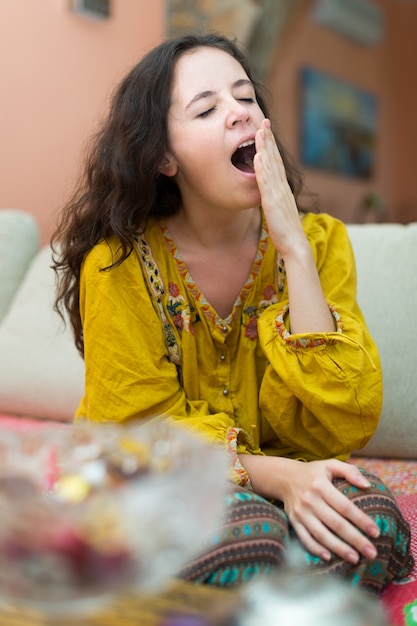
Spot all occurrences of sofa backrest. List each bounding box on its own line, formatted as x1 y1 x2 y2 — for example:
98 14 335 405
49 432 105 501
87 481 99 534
347 222 417 459
0 209 39 322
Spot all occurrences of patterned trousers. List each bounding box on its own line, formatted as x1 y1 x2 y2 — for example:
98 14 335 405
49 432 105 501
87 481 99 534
178 470 414 594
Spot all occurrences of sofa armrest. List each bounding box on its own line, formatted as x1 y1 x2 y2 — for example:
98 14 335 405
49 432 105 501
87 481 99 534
0 209 39 322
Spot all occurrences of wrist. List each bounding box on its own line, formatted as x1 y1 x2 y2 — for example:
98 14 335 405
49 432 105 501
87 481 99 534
238 454 300 500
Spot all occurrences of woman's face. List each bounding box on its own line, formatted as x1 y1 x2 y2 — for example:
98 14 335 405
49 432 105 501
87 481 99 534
163 46 266 214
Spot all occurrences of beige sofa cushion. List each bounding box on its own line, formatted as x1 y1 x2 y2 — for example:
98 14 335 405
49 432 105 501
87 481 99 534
0 209 39 322
347 223 417 458
0 245 84 421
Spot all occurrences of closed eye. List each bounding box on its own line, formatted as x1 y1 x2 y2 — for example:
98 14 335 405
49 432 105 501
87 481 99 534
197 107 216 118
238 98 255 103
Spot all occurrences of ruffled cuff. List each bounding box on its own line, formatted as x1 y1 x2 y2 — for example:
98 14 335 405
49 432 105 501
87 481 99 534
226 427 259 489
275 304 343 349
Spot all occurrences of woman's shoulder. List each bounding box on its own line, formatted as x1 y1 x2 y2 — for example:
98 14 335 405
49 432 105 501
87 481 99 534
83 220 163 272
300 211 350 245
301 210 346 232
82 236 126 274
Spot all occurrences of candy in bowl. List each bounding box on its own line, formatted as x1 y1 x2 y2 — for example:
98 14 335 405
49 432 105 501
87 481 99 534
0 418 229 615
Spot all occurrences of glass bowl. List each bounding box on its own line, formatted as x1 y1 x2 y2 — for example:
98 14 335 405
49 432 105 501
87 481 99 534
0 418 228 616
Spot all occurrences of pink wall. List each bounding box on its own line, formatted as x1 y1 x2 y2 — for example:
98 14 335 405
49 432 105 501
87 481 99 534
267 0 417 224
0 0 165 244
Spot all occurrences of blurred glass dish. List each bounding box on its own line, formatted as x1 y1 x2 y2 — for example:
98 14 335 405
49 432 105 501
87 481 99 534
0 418 228 616
234 543 389 626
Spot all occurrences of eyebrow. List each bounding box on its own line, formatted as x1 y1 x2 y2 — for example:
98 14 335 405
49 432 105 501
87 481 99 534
185 79 253 110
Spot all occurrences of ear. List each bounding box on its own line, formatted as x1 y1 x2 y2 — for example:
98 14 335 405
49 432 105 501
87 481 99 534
159 153 178 177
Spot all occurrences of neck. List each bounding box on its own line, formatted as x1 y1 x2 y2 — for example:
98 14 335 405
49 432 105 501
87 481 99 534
166 206 262 253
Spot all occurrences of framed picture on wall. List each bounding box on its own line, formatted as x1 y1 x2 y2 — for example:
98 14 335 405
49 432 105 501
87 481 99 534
166 0 302 82
299 68 378 179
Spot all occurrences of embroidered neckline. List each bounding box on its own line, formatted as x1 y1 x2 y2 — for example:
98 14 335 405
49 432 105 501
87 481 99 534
158 212 270 328
135 236 182 374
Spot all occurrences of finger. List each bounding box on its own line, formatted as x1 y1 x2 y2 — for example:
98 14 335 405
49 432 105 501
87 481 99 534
290 519 332 562
262 117 271 131
293 509 376 565
255 123 267 154
292 515 364 564
255 121 278 171
261 120 288 185
324 461 380 539
326 458 372 489
253 151 268 191
318 500 378 560
254 137 285 202
326 486 379 536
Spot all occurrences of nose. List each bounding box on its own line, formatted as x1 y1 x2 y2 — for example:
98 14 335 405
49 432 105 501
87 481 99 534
227 100 251 127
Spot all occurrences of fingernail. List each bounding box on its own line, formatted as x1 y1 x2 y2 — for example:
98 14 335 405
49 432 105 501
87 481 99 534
320 550 331 562
346 552 359 564
364 545 378 559
359 477 371 488
368 525 380 539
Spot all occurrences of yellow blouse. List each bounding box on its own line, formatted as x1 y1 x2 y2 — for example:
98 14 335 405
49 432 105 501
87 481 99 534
77 211 382 463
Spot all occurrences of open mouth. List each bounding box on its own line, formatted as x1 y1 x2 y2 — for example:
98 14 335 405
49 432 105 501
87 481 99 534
231 141 256 173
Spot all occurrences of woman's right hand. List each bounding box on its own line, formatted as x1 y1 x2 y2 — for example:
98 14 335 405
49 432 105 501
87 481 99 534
239 455 380 564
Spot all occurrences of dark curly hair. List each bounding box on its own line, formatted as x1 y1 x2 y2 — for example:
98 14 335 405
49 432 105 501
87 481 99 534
52 32 307 356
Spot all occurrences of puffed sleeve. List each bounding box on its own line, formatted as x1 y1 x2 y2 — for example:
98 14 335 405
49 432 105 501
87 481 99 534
257 213 382 461
77 237 260 487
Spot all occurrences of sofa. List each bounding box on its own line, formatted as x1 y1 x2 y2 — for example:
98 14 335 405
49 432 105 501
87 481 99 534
0 208 416 625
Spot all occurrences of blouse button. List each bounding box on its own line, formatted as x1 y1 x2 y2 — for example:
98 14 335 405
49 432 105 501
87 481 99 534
223 388 229 396
222 325 228 333
220 353 226 361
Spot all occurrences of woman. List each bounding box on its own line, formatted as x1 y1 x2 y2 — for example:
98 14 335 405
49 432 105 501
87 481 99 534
53 33 413 592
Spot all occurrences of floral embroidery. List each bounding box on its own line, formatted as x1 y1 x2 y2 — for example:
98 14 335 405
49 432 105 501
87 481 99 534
245 317 258 340
168 282 184 304
172 309 194 333
167 281 195 334
243 284 279 341
159 215 270 331
135 236 182 380
226 427 253 489
276 252 285 293
260 284 278 308
275 304 344 348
